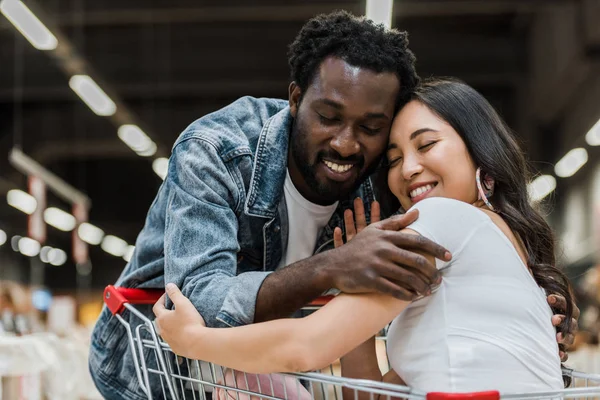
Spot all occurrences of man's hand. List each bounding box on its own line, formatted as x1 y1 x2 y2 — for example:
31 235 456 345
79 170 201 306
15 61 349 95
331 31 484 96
153 283 206 357
548 294 580 362
325 198 451 301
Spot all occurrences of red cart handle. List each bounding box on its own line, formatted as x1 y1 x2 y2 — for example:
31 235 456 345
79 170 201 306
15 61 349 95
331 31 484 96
427 391 500 400
104 285 334 316
104 285 164 315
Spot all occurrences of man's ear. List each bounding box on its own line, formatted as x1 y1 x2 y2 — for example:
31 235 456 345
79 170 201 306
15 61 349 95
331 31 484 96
288 82 302 118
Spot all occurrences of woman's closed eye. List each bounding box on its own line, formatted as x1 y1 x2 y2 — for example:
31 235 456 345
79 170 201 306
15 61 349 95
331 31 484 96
418 141 437 151
387 155 403 167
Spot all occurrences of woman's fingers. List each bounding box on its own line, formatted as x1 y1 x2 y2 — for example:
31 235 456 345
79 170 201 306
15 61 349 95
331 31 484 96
353 198 367 233
371 200 381 224
153 293 168 317
333 227 344 248
344 209 356 241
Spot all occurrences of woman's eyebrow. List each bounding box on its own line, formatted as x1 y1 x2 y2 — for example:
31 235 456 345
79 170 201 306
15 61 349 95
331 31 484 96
410 128 438 140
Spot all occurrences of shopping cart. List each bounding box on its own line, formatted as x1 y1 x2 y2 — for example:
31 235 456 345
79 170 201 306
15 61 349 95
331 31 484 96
103 285 600 400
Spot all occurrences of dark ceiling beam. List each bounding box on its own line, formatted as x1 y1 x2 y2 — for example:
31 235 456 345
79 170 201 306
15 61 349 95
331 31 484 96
18 1 577 28
29 140 141 165
0 72 519 103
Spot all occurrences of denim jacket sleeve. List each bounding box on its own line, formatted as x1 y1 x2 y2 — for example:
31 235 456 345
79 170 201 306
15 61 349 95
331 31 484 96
164 137 269 328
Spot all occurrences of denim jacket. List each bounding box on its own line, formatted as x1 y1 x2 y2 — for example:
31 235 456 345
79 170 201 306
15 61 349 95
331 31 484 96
89 96 377 399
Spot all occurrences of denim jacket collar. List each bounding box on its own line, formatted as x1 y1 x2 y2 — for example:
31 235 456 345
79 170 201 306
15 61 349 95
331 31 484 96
244 105 292 219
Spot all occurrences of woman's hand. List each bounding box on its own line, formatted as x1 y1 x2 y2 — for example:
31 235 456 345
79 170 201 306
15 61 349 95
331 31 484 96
153 283 206 357
333 198 380 248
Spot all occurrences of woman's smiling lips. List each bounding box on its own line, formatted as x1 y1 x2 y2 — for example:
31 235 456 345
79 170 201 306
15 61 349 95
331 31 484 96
407 182 438 203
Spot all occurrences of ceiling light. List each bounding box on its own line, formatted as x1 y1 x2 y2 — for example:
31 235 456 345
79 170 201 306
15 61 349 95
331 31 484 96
101 235 128 257
18 237 40 257
44 207 76 231
11 235 21 251
117 124 156 156
0 0 58 50
7 189 37 214
152 157 169 180
69 75 116 116
554 148 588 178
48 248 67 266
366 0 394 29
123 245 135 262
585 119 600 146
0 229 6 246
136 142 157 157
528 175 556 202
78 222 104 245
40 245 52 263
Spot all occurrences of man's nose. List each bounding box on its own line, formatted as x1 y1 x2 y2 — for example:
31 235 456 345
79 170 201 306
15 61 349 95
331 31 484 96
330 127 360 158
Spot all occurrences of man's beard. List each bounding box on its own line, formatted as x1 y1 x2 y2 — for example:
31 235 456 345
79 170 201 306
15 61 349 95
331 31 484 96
289 117 378 204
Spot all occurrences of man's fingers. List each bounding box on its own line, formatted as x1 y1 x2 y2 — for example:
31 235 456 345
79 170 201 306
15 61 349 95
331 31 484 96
374 262 432 295
548 294 567 311
557 332 575 346
371 201 381 224
353 198 367 233
376 210 419 231
374 277 416 301
551 314 565 327
333 227 344 248
344 209 357 241
378 250 440 286
386 231 451 262
560 351 568 362
153 293 167 317
573 303 581 319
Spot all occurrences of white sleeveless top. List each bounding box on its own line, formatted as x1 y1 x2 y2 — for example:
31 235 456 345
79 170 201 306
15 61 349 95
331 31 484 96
386 197 563 393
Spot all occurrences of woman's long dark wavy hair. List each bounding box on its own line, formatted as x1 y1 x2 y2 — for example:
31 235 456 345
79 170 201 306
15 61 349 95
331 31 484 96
379 78 574 372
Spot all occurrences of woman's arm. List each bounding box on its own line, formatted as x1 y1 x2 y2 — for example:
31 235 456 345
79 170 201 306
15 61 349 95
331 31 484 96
154 283 410 374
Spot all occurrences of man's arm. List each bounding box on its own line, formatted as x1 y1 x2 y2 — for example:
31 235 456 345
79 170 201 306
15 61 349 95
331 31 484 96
164 137 269 327
166 138 449 327
254 212 449 322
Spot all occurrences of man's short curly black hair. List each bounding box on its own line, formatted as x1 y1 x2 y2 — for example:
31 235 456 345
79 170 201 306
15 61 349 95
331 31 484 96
288 10 420 109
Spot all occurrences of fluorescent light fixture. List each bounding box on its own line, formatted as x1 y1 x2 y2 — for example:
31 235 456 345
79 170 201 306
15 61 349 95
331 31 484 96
11 235 21 251
48 248 67 266
528 175 556 202
366 0 394 29
152 157 169 180
7 189 37 214
554 148 588 178
136 142 157 157
586 119 600 146
101 235 128 257
117 124 156 156
78 222 104 245
18 237 40 257
44 207 76 231
40 245 52 263
0 229 6 246
69 75 116 116
123 245 135 262
0 0 58 50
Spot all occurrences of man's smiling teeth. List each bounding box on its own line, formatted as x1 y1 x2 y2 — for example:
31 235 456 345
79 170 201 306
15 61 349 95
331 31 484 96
324 160 353 173
410 184 435 198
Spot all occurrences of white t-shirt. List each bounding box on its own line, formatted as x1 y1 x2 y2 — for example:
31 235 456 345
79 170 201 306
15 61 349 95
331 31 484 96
277 170 338 269
386 197 563 393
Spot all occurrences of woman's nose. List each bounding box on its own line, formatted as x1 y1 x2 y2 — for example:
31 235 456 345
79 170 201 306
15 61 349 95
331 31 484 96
401 155 423 180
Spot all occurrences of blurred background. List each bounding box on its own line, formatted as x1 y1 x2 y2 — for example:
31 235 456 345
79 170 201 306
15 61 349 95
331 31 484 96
0 0 599 398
